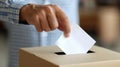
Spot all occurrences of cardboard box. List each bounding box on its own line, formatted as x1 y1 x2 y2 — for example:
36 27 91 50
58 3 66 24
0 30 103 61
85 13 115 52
19 46 120 67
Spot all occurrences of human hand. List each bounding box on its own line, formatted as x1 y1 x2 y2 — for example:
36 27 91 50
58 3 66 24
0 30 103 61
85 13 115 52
20 4 70 37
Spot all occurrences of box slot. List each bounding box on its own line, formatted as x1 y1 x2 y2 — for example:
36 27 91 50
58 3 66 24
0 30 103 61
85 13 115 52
55 50 95 55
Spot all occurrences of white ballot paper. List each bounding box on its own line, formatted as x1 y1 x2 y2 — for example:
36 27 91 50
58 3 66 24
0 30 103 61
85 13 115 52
56 24 96 55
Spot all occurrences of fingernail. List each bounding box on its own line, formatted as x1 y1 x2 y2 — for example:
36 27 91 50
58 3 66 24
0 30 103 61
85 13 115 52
64 33 69 38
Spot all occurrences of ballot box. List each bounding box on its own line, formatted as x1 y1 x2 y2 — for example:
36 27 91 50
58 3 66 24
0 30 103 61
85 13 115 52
19 46 120 67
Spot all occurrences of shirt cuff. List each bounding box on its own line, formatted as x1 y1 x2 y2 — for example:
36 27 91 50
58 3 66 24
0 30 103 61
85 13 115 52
8 3 26 24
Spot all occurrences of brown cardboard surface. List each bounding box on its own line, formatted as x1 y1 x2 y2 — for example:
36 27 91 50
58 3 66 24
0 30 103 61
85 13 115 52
19 46 120 67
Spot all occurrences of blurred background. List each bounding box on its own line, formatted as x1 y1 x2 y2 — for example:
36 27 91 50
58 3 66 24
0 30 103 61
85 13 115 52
80 0 120 52
0 0 120 67
0 21 8 67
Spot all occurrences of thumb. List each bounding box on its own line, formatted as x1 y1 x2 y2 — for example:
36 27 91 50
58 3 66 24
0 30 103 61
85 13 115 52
58 24 71 37
64 32 70 37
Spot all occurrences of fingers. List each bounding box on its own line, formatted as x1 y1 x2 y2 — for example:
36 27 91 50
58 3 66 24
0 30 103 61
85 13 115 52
23 4 71 37
26 15 43 32
39 10 51 32
44 6 58 30
51 5 71 37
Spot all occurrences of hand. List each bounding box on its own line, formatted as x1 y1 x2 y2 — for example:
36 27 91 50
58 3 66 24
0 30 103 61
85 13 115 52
20 4 70 37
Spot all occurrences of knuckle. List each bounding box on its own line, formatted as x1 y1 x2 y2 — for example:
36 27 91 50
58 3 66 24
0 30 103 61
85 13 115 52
44 29 50 32
36 28 42 32
34 14 39 18
51 24 58 30
51 27 56 30
39 28 43 32
39 9 45 14
53 4 60 9
48 4 56 10
44 6 51 11
38 30 43 32
50 4 58 7
44 27 50 32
